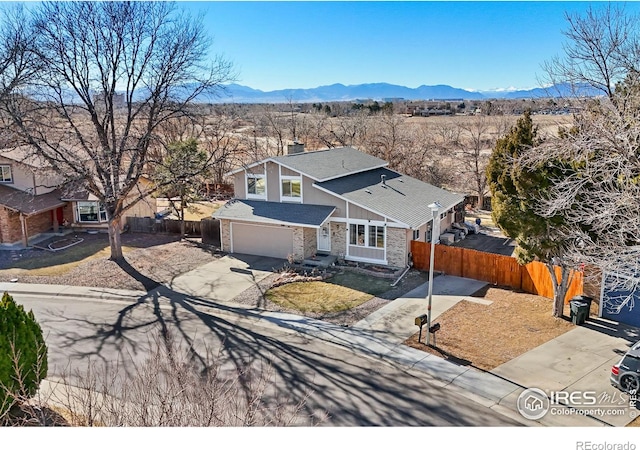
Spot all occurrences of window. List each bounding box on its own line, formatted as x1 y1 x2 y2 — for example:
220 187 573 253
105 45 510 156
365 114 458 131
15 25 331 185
412 229 420 241
350 223 384 248
369 225 384 248
350 224 365 246
247 174 265 197
281 178 301 201
426 223 433 242
0 165 12 182
77 201 107 223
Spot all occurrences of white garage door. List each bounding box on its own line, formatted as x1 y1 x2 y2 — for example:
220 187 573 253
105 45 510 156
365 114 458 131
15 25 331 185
231 223 294 259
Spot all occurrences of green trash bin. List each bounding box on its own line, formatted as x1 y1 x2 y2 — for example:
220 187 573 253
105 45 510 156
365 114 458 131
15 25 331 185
570 300 589 325
571 295 593 315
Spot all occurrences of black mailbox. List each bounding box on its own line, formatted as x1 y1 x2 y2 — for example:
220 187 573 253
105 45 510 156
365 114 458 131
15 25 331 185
415 314 428 327
429 323 441 333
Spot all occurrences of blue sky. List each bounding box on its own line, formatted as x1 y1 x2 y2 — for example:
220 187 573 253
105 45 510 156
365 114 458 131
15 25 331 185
181 1 640 92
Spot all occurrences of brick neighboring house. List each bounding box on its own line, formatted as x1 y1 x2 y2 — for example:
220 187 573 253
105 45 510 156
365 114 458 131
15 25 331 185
0 149 72 247
214 145 465 268
0 148 156 248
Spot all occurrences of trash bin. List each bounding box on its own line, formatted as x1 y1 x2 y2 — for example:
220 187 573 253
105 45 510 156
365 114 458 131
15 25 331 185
571 295 593 315
570 300 589 325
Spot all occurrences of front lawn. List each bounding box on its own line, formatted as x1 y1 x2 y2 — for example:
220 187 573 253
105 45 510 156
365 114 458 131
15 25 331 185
326 271 393 296
265 281 373 313
404 286 575 371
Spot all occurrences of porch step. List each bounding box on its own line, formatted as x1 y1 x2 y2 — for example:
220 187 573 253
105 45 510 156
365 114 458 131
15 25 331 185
302 254 338 268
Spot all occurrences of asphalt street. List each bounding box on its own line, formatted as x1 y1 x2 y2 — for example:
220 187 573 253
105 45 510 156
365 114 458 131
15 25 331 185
14 292 521 426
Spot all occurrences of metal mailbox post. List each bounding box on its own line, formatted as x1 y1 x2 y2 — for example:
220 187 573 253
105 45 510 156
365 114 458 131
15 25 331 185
415 314 428 343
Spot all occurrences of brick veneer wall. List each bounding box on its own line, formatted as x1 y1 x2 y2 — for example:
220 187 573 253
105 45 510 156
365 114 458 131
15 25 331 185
386 227 407 268
303 227 316 258
331 222 346 258
0 207 21 243
220 219 231 252
27 210 53 237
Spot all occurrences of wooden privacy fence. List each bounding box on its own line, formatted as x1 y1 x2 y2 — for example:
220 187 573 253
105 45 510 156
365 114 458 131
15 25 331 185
410 241 583 302
126 217 220 247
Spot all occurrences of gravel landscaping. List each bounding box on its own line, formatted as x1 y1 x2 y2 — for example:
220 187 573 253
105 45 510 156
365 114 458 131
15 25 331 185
0 232 223 291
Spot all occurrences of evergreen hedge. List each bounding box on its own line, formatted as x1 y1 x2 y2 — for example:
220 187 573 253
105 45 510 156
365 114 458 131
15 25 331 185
0 292 48 416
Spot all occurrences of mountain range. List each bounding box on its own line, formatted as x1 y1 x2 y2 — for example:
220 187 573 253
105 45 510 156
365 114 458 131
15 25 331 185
213 82 601 104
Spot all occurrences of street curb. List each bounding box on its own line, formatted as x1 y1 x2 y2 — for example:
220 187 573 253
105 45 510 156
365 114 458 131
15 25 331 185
1 281 619 426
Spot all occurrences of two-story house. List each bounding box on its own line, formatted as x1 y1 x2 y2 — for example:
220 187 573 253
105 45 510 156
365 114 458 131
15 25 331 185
0 148 157 248
0 148 71 247
214 145 465 268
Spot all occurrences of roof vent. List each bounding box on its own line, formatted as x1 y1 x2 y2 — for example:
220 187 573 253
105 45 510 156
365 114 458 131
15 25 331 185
365 189 372 194
381 174 386 185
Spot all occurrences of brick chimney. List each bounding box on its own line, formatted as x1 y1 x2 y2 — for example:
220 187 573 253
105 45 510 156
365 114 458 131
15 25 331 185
287 141 305 154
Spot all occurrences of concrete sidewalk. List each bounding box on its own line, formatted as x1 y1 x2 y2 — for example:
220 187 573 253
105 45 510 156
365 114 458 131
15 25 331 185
1 270 633 427
354 275 490 341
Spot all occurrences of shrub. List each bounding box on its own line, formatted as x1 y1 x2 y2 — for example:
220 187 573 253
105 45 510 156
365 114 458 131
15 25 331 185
0 292 48 417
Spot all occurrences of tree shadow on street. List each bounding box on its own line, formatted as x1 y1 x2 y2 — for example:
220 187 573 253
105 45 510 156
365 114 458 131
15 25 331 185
42 261 520 426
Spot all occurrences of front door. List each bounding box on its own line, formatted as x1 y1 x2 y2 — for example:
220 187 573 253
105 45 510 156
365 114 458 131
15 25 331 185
317 224 331 252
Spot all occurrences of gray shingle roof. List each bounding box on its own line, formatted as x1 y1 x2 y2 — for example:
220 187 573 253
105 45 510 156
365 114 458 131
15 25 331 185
270 147 388 181
214 199 335 227
315 168 464 228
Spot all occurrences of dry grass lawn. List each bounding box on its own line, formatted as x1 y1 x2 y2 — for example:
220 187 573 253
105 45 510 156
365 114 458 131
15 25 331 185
404 286 576 371
3 245 135 277
265 281 373 313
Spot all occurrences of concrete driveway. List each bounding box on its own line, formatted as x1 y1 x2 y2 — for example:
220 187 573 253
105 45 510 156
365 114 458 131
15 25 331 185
165 253 285 302
354 274 489 342
491 317 640 426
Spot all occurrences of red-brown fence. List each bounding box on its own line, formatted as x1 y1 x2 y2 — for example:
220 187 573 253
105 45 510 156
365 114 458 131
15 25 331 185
410 241 583 302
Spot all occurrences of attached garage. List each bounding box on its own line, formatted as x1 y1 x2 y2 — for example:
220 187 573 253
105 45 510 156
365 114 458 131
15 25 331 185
214 199 335 260
231 223 293 259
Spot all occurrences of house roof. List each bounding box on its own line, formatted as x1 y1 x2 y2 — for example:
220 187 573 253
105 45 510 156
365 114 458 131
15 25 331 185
214 199 335 228
314 167 465 228
228 147 389 181
270 147 388 181
0 185 66 216
0 146 53 169
60 188 100 202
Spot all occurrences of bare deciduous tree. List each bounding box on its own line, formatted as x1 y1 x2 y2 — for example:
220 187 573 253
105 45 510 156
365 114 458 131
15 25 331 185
2 332 321 426
0 1 233 260
519 98 640 313
542 4 639 99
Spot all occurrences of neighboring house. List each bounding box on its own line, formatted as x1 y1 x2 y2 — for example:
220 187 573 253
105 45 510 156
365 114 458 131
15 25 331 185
214 145 465 267
0 148 156 247
60 177 157 231
0 149 71 247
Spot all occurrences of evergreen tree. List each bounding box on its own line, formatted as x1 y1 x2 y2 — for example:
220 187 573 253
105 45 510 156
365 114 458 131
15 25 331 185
154 139 210 237
487 111 576 317
0 292 48 417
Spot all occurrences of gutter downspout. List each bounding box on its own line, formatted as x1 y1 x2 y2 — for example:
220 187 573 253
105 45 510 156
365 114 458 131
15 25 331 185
391 265 411 287
19 212 28 248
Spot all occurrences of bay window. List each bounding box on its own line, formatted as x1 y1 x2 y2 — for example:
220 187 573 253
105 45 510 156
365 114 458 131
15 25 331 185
77 201 107 223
